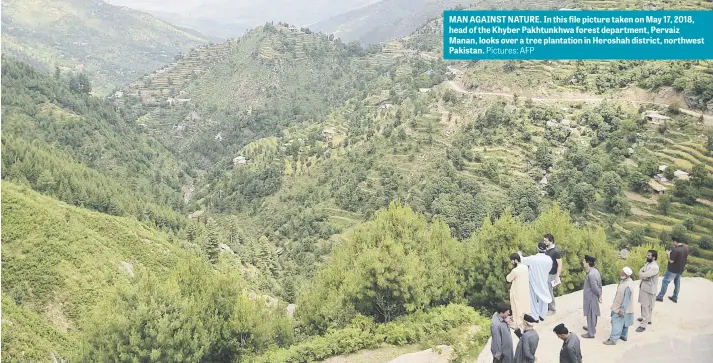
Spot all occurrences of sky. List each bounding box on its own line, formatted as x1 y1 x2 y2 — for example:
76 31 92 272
105 0 387 38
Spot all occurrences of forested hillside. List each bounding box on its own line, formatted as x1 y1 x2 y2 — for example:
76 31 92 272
3 0 713 361
1 0 210 94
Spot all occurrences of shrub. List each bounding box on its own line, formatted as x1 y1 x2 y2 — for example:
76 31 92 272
252 304 484 363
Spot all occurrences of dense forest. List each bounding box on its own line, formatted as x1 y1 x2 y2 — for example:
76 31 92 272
3 5 713 363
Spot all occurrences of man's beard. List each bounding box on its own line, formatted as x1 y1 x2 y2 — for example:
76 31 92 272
647 258 653 262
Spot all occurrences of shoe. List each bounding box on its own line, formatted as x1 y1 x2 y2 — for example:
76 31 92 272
581 334 594 338
539 317 544 322
656 297 664 302
668 296 678 303
637 318 643 322
621 337 628 341
603 340 616 345
583 326 588 331
649 321 652 325
636 327 645 332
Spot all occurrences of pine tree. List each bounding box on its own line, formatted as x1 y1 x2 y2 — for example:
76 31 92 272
257 236 275 274
36 170 56 194
204 226 220 264
186 223 198 243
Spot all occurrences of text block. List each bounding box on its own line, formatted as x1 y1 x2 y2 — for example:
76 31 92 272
443 10 713 60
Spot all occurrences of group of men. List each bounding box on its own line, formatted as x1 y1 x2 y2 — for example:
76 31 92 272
490 233 690 363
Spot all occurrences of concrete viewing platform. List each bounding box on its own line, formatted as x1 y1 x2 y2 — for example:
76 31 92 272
475 277 713 363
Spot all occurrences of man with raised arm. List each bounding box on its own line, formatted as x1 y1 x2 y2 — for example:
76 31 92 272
519 242 553 321
543 233 562 315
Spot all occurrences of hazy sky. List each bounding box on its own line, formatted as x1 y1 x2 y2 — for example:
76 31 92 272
105 0 391 39
106 0 383 22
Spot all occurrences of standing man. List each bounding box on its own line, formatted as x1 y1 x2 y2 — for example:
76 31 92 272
604 267 635 345
544 233 563 316
553 323 582 363
514 314 539 363
581 255 602 339
637 250 659 332
656 236 690 303
507 253 531 334
490 303 514 363
519 242 553 321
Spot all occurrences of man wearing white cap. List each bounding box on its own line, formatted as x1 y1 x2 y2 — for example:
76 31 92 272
603 266 635 345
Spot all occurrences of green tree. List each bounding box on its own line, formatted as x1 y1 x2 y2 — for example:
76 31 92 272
297 202 464 333
204 225 221 264
571 182 596 212
690 163 709 188
658 195 672 215
705 128 713 154
664 165 676 181
629 171 649 193
535 145 554 170
673 179 699 205
36 170 56 194
507 182 541 222
80 258 293 362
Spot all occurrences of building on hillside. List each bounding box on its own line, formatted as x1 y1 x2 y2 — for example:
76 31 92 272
323 127 336 141
649 180 667 194
233 155 247 166
674 170 690 180
644 111 670 124
189 210 205 219
654 173 669 183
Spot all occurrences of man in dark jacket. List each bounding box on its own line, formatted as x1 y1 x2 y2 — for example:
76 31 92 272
514 314 539 363
491 303 514 363
656 236 689 303
554 323 582 363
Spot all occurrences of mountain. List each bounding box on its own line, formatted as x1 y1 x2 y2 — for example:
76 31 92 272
115 22 402 172
3 0 713 361
1 0 211 95
106 0 383 39
312 0 570 45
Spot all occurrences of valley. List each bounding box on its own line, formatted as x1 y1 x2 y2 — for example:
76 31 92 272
1 0 713 362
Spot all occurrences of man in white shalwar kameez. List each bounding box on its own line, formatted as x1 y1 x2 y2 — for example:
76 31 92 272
507 253 531 333
520 242 554 321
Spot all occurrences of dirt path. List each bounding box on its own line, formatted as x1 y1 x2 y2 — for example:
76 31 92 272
443 69 713 126
475 277 713 363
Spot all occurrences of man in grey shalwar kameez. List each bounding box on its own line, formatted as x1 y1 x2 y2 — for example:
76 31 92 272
582 254 602 339
554 323 582 363
490 303 514 363
514 314 539 363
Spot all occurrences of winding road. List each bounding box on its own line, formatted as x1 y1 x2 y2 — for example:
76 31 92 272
439 63 713 126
